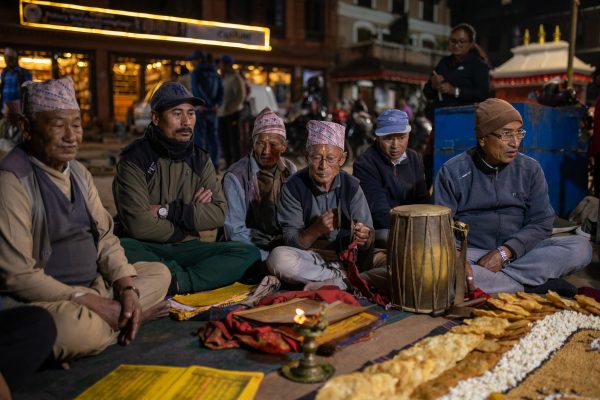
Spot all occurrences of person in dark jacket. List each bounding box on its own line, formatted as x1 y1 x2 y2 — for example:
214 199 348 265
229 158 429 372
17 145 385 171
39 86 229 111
434 98 591 295
113 82 260 294
423 23 490 108
353 109 429 294
354 109 429 245
187 50 223 169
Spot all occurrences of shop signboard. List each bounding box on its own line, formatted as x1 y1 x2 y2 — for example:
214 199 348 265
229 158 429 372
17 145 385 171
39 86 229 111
19 0 271 51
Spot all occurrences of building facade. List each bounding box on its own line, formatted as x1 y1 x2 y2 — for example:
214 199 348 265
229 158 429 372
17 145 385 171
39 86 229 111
332 0 451 113
0 0 337 131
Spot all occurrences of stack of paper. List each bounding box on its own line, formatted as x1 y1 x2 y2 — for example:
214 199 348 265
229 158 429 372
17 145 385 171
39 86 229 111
169 282 257 320
76 364 263 400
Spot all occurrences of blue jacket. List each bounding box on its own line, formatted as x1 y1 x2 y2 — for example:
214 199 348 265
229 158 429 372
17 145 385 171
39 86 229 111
191 63 223 109
353 146 429 230
433 147 554 259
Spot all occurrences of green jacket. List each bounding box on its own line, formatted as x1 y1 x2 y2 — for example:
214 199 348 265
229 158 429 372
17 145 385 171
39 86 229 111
113 125 227 243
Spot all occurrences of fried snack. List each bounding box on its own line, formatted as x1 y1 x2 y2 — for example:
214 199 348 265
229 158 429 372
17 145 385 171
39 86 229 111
506 319 531 331
546 291 586 313
411 351 503 400
584 306 600 316
315 372 398 400
451 317 509 337
516 291 549 304
472 308 532 321
472 309 499 318
475 339 501 353
495 325 532 341
497 293 543 312
487 298 530 317
495 339 519 347
365 332 484 398
575 294 600 310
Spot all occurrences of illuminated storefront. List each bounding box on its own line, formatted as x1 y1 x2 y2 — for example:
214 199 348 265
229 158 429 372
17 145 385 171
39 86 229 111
1 0 336 130
0 49 92 124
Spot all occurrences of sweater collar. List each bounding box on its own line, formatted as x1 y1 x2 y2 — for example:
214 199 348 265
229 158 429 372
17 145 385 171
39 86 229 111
145 123 193 161
470 146 509 174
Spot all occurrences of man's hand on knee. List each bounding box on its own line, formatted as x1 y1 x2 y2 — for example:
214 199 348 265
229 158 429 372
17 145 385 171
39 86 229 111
72 293 121 330
477 249 505 273
114 277 142 346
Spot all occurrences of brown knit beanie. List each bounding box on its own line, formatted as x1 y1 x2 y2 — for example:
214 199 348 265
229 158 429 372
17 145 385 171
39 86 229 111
475 98 522 138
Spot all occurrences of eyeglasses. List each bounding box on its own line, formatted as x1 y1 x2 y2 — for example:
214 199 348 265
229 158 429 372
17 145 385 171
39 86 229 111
449 38 471 46
308 155 341 165
489 129 526 142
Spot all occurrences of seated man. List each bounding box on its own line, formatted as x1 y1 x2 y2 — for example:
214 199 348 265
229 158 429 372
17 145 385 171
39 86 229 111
353 108 429 246
267 120 373 290
222 107 297 260
0 78 171 361
353 109 429 293
113 82 260 294
434 98 592 294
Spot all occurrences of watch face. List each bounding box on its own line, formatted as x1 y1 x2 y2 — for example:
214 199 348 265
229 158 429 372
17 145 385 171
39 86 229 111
158 207 168 218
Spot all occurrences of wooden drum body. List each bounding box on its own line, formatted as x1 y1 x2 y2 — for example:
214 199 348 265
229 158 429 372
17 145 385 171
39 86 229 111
388 205 455 314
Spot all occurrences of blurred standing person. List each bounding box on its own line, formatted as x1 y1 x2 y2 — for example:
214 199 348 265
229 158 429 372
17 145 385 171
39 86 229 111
590 71 600 197
422 23 490 187
176 65 192 92
0 48 32 153
423 23 490 108
397 98 413 122
0 48 32 116
187 50 223 170
218 55 245 168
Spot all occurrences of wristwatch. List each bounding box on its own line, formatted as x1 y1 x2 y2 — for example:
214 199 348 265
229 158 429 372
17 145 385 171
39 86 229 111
120 285 140 299
454 87 460 98
497 246 511 267
158 205 169 219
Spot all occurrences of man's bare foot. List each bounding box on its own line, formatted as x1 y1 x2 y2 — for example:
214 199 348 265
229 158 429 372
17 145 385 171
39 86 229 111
142 300 170 322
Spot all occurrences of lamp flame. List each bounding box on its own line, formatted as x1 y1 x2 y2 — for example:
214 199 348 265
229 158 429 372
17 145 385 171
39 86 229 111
294 308 306 325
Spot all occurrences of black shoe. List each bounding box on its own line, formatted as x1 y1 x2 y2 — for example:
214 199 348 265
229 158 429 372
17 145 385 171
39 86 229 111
524 278 578 298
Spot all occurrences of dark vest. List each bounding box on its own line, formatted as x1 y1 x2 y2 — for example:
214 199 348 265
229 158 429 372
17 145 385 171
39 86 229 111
33 166 99 286
285 168 359 252
0 147 94 270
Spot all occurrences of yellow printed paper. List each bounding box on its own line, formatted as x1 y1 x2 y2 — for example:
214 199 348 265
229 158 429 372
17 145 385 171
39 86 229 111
172 282 257 307
76 364 186 400
76 364 264 400
161 365 264 400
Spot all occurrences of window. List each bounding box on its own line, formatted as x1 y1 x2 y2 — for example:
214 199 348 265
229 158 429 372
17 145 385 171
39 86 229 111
305 0 325 41
357 0 372 8
357 27 374 42
391 0 405 14
421 0 434 22
227 0 253 24
266 0 286 38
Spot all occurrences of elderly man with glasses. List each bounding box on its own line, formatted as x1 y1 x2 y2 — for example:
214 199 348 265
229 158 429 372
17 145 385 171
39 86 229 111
266 120 374 290
434 98 591 296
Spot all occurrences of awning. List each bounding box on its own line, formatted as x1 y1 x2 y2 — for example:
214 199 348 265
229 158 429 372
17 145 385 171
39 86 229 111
331 57 430 85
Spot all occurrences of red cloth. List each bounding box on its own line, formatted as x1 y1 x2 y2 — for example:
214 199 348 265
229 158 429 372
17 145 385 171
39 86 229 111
200 287 359 353
341 240 389 307
578 286 600 302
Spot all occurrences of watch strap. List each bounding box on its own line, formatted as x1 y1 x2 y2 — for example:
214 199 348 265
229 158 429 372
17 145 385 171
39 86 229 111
497 246 510 266
120 285 140 299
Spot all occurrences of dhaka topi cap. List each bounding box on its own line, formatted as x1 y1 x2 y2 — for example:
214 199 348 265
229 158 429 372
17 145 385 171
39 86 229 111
307 120 345 150
253 107 286 138
475 98 523 138
375 109 411 136
150 81 204 112
22 77 79 117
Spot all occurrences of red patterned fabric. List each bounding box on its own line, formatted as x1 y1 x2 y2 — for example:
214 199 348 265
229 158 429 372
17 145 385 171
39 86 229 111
200 287 359 353
341 240 389 307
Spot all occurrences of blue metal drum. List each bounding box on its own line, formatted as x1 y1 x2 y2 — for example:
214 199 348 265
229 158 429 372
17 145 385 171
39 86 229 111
433 103 588 217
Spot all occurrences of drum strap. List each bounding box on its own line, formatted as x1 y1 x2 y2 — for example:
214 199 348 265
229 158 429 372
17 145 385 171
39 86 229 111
453 221 469 306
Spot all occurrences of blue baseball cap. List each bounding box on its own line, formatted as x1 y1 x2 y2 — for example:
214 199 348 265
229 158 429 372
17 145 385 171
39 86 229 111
374 109 411 136
150 82 204 111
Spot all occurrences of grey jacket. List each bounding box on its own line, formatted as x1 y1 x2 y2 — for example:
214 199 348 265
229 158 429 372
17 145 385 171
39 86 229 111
433 147 554 259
